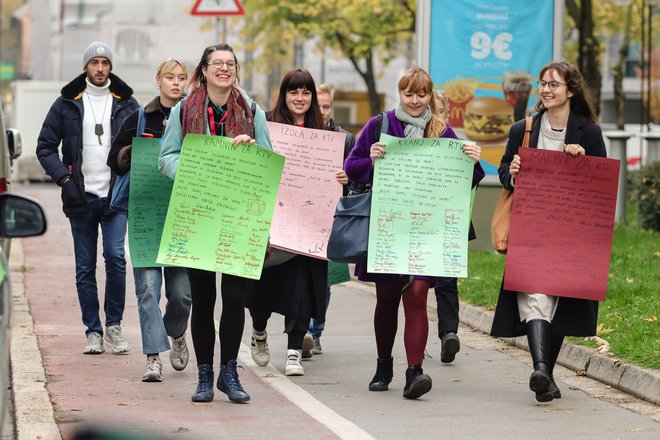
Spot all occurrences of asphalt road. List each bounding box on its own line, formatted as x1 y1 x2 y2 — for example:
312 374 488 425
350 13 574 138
8 183 660 440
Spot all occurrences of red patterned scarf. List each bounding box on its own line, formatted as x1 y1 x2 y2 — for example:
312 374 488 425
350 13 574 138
181 86 254 138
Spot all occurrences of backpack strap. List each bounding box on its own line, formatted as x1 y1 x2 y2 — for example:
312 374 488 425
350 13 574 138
136 107 146 137
374 111 388 140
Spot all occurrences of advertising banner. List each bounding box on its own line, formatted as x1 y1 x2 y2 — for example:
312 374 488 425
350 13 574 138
427 0 555 174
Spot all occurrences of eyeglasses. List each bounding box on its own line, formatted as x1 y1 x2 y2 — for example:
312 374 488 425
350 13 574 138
537 80 566 91
208 60 236 70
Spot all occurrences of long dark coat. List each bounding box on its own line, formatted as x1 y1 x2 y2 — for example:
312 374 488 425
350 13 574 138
490 110 607 338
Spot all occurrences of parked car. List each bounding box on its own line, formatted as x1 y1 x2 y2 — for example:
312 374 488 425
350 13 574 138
0 102 23 257
0 193 47 430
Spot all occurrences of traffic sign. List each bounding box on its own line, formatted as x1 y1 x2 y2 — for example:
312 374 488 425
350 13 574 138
191 0 245 16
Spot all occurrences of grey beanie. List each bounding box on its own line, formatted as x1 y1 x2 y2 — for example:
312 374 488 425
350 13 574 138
83 41 113 69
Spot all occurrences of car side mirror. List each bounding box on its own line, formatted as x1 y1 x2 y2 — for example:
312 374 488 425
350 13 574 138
0 194 47 238
5 129 22 160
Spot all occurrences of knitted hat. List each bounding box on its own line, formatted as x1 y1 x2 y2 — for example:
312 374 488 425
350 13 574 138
83 41 113 69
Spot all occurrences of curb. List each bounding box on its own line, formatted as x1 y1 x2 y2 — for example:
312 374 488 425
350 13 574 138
457 301 660 406
347 280 660 407
9 239 62 440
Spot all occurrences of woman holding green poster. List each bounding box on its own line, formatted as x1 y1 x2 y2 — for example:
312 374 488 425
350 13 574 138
108 58 191 384
158 44 272 404
344 66 484 400
491 61 606 403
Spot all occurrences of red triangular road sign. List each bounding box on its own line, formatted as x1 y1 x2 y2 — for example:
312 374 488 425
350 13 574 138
191 0 245 16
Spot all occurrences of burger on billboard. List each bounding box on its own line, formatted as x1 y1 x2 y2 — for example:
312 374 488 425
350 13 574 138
462 97 515 142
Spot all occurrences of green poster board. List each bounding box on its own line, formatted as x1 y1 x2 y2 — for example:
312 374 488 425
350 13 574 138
156 134 285 279
128 137 174 267
367 134 475 277
327 261 351 286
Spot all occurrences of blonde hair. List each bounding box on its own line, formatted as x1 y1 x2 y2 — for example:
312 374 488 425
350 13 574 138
398 66 446 137
156 58 189 80
317 83 335 99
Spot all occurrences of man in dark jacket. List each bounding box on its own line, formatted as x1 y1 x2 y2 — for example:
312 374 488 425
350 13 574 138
36 41 139 355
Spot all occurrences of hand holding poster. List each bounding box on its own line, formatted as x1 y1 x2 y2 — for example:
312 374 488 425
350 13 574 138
267 121 345 259
367 134 475 277
128 137 174 267
156 134 284 279
503 149 619 300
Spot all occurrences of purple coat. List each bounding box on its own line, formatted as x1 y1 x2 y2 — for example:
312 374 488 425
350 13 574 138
344 109 485 286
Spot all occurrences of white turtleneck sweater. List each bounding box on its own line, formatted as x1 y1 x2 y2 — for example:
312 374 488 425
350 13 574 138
82 78 113 198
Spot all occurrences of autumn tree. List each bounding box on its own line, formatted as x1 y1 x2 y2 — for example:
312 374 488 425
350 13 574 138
566 0 603 115
239 0 416 115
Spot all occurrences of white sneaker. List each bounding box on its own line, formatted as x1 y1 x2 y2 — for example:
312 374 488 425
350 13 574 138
142 356 163 382
302 333 314 359
105 325 130 354
250 330 270 367
83 332 104 354
285 349 304 376
170 334 189 371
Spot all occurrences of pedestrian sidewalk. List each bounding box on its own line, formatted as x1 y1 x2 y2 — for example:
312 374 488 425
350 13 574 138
347 279 660 407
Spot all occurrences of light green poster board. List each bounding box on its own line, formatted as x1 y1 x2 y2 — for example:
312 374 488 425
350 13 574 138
128 137 173 267
327 261 351 286
156 134 285 279
367 134 475 277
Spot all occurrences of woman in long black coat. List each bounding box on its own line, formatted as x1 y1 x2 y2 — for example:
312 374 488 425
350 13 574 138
490 61 607 403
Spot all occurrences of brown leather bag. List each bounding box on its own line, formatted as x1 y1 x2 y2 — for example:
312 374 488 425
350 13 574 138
490 116 533 254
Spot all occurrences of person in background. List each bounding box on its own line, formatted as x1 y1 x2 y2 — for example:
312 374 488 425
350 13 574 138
246 69 329 376
36 41 139 355
344 66 484 399
159 43 272 403
302 84 356 357
107 58 192 382
490 60 607 403
431 89 464 364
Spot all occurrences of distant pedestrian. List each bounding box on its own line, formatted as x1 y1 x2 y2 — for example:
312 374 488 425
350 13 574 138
159 43 272 403
431 89 472 364
107 58 192 382
246 69 329 377
344 66 484 399
303 84 356 357
490 61 607 403
36 41 139 354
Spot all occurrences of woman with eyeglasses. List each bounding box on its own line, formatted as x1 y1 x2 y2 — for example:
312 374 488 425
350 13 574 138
108 58 191 384
490 61 607 403
159 43 272 404
245 69 329 377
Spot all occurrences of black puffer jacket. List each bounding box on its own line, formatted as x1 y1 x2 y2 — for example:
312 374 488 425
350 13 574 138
36 72 139 217
107 96 173 176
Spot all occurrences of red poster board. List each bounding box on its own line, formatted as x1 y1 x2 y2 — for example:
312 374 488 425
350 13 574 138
503 149 619 301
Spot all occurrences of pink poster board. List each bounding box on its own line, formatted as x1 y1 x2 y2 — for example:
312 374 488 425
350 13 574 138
267 122 345 259
503 148 620 301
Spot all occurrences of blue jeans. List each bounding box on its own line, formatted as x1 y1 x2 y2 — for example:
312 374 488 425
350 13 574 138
68 195 127 336
308 285 332 338
133 266 191 355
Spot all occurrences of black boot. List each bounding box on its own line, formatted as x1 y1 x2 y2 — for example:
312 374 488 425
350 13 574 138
217 359 250 403
368 357 393 391
547 335 564 399
402 364 432 400
191 364 214 402
526 320 553 402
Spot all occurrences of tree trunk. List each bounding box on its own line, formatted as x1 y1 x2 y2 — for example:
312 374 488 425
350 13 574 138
613 5 634 130
578 0 602 115
344 49 382 115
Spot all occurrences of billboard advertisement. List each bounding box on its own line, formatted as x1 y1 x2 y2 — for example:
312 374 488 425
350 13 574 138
417 0 562 174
